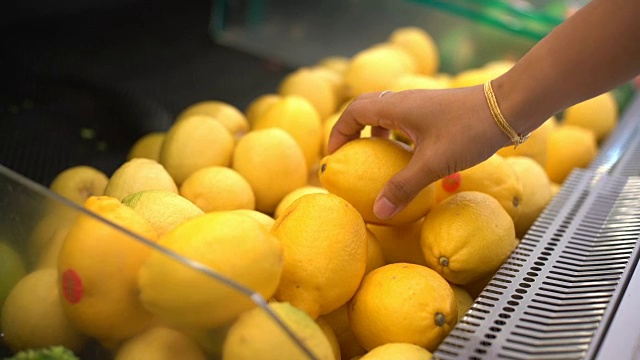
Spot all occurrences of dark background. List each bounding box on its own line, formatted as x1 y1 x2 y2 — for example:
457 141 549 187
0 0 290 186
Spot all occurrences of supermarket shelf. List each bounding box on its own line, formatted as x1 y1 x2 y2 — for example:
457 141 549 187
434 93 640 360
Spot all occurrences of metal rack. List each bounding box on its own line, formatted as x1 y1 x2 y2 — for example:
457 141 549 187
434 94 640 360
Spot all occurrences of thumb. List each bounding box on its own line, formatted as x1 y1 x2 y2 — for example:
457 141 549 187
373 151 438 221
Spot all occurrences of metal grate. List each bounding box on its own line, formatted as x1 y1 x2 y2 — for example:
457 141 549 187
434 170 640 360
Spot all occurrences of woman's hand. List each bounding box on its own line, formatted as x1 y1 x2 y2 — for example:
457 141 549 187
327 86 510 221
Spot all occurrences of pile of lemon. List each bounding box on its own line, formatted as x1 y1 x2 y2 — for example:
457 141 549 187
1 26 618 360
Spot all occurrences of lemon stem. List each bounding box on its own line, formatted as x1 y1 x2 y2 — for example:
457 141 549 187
434 312 446 327
439 256 449 267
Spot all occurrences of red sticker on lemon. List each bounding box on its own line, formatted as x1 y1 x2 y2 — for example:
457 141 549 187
441 173 461 193
62 269 83 304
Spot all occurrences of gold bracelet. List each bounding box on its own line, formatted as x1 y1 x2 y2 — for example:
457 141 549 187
483 80 529 149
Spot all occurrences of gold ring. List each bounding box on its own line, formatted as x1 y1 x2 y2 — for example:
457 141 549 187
379 90 392 98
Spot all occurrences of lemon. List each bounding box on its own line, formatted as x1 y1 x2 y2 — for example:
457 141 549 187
320 304 367 359
222 301 334 360
272 193 368 319
227 209 275 232
104 158 178 201
252 95 323 169
344 44 417 97
545 124 598 183
317 56 350 76
179 166 255 213
1 268 88 353
563 92 617 142
114 326 206 360
274 185 328 219
127 132 165 161
367 219 428 266
317 317 342 360
34 225 69 270
435 154 522 222
49 165 109 206
312 66 349 105
160 115 235 185
232 128 308 214
365 229 386 275
420 191 516 285
550 182 561 198
57 196 158 348
360 343 433 360
505 157 552 238
319 137 437 226
138 211 283 329
0 242 26 309
450 284 474 322
390 74 449 92
176 100 250 139
278 67 338 120
122 189 204 238
388 26 439 76
348 263 457 352
496 116 557 167
245 94 281 128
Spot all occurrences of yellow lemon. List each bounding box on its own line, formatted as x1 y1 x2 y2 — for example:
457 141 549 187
450 284 474 323
278 67 338 120
450 68 490 88
179 166 255 213
57 196 158 348
563 92 618 142
365 229 386 275
388 26 439 76
319 137 437 226
312 66 349 105
274 185 328 219
344 44 417 97
348 263 457 352
227 209 275 233
271 193 368 319
0 242 26 309
318 56 350 76
114 327 206 360
1 268 88 353
122 189 204 239
253 95 323 169
420 191 516 285
160 115 235 185
222 301 334 360
104 158 178 201
49 165 109 206
317 317 342 360
176 100 249 139
360 343 433 360
127 132 165 161
496 116 557 167
545 124 598 184
390 74 449 92
245 93 281 128
138 211 283 330
232 128 308 214
550 182 561 198
435 154 523 222
505 157 553 238
320 304 367 359
367 219 427 266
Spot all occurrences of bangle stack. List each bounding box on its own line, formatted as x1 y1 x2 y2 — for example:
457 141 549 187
483 80 530 149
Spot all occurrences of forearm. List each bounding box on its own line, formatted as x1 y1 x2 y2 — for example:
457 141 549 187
493 0 640 134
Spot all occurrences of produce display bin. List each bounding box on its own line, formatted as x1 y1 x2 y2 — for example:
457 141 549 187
0 166 316 359
210 0 551 74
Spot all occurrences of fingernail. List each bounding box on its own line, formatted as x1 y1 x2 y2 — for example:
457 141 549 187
374 197 398 220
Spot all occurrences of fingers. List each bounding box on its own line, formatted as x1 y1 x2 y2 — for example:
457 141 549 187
327 91 392 154
373 148 439 220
